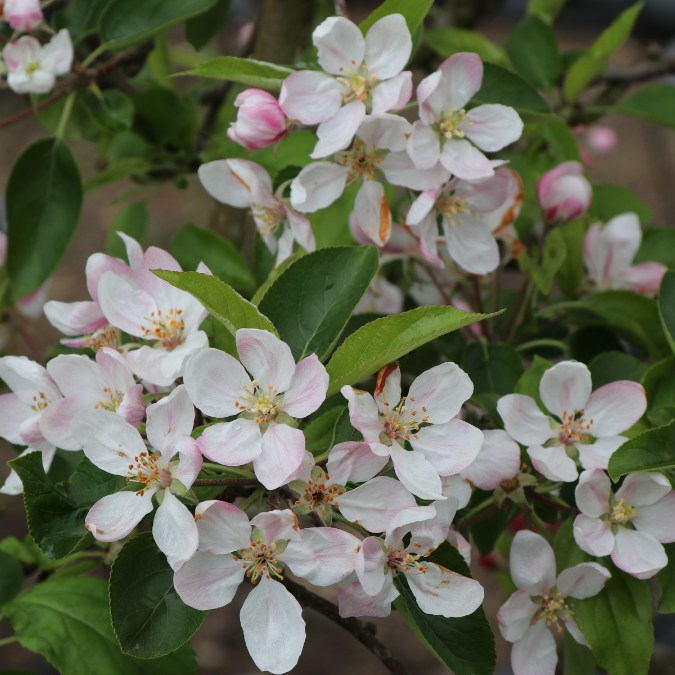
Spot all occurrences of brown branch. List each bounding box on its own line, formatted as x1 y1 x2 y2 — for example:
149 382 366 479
282 577 409 675
599 56 675 85
192 477 258 487
0 90 68 129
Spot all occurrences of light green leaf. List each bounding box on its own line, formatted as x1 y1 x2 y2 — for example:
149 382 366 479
527 0 568 23
616 84 675 129
304 407 355 458
608 421 675 480
659 271 675 353
360 0 433 35
590 183 653 224
425 28 508 65
519 228 566 294
86 157 152 191
506 16 561 89
177 56 292 91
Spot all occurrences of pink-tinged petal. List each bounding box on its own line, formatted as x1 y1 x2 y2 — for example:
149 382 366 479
539 360 592 419
413 215 444 267
497 394 554 446
573 514 614 557
408 563 484 617
464 104 523 152
279 70 344 124
0 356 60 404
96 274 155 340
371 72 413 114
407 188 440 226
311 100 366 158
389 443 444 500
281 355 329 418
438 52 484 110
374 365 401 415
379 150 451 191
254 423 306 490
585 381 647 437
564 618 589 647
352 180 392 246
282 528 360 586
241 578 305 674
195 500 251 553
46 353 105 399
441 475 472 509
601 213 642 273
353 536 388 595
416 70 445 124
440 139 494 181
455 171 511 212
39 397 83 451
577 436 626 471
445 216 500 275
408 121 441 170
72 410 146 475
408 362 474 423
619 262 667 294
171 437 202 489
145 385 194 457
632 492 675 543
118 384 145 428
412 419 483 477
338 576 398 618
85 251 132 301
364 14 411 79
497 590 539 643
611 527 667 579
326 441 388 485
461 429 521 490
341 386 384 443
528 444 579 482
86 490 155 542
0 393 32 445
236 328 295 392
313 16 365 74
198 159 273 208
196 419 262 466
18 414 52 453
251 509 300 544
575 469 611 517
616 471 671 506
284 206 315 252
510 530 556 596
407 498 458 553
173 551 244 610
153 490 199 570
40 29 73 76
511 622 558 675
583 222 605 286
556 562 610 599
0 447 55 496
43 300 105 335
290 161 348 213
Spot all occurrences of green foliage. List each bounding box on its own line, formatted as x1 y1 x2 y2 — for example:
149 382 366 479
258 246 379 361
554 219 586 295
106 202 148 259
133 88 197 148
57 0 108 41
185 0 231 51
6 139 83 300
179 57 292 91
641 356 675 426
635 229 675 268
360 0 433 35
657 544 675 613
659 271 675 353
616 84 675 129
563 628 596 675
590 184 654 225
608 420 675 479
425 28 508 65
528 0 568 23
514 355 553 407
506 16 561 89
304 407 355 458
519 228 567 294
588 351 648 388
325 306 496 396
0 550 23 606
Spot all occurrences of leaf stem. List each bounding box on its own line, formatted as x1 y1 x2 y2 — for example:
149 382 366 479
0 636 18 647
55 92 75 140
516 338 570 355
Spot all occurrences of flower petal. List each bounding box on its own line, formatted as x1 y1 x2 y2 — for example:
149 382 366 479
145 385 194 457
539 360 592 419
281 355 329 418
510 530 556 596
314 16 365 74
408 362 473 423
575 469 611 517
497 590 539 643
585 381 647 437
353 536 388 595
196 419 262 466
236 328 296 392
389 443 444 500
198 158 273 208
577 436 626 471
556 562 610 599
407 121 441 170
195 500 251 553
86 490 155 542
279 70 344 125
440 139 494 181
461 429 521 490
632 491 675 543
511 622 558 675
153 490 199 570
497 394 553 446
364 14 411 79
341 386 384 443
408 563 484 617
573 514 614 557
464 104 523 152
338 576 398 618
254 423 306 490
352 180 392 246
371 72 413 114
528 444 579 483
327 441 389 485
290 161 348 213
616 471 672 506
412 419 483 476
611 527 667 579
445 216 500 275
311 100 366 159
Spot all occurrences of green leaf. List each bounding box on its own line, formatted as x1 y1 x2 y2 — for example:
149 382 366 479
641 356 675 426
537 119 581 161
251 252 302 305
154 270 277 337
514 355 553 407
185 0 231 51
133 88 197 148
656 543 675 613
325 306 495 396
616 84 675 129
563 627 596 675
394 543 495 675
4 576 198 675
6 139 83 300
505 16 561 89
635 228 675 268
106 202 148 260
590 183 653 224
608 421 675 480
425 28 508 65
519 228 566 294
101 0 219 49
0 550 22 606
528 0 567 23
360 0 433 35
110 533 206 658
178 56 292 91
563 3 643 102
86 157 152 191
170 224 255 293
461 342 523 397
554 219 585 295
659 271 675 353
67 457 127 508
58 0 108 41
304 406 355 458
258 246 379 361
588 350 648 388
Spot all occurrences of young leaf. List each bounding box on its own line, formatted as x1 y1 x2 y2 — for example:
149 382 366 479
258 246 379 361
106 202 148 260
360 0 434 35
518 228 566 294
616 84 675 129
325 306 496 396
554 219 585 296
528 0 567 23
425 28 508 65
177 56 292 91
591 183 653 224
659 271 675 353
110 533 206 658
154 270 278 337
6 139 83 300
608 420 675 480
505 16 561 89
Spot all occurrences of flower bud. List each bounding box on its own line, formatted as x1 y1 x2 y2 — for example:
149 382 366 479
536 161 592 224
3 0 43 31
227 88 288 150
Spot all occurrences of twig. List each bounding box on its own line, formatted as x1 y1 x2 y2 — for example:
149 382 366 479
599 56 675 85
283 577 409 675
192 478 259 487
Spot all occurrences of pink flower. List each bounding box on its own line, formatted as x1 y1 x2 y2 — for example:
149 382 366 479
280 14 413 158
573 469 675 579
184 329 328 490
536 161 592 224
584 212 666 295
72 385 201 570
498 530 610 675
227 88 289 150
199 159 314 265
341 363 483 499
4 0 43 31
408 53 523 180
497 360 647 482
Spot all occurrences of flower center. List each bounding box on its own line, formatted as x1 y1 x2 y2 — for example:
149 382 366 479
94 386 124 412
534 592 571 632
387 548 429 575
236 541 284 583
235 381 280 424
126 451 171 495
297 475 345 510
85 324 121 350
336 139 383 182
30 391 49 412
438 108 469 140
608 499 636 525
26 61 41 77
337 64 377 104
435 194 470 225
251 202 286 237
141 308 185 349
558 408 593 445
380 395 429 443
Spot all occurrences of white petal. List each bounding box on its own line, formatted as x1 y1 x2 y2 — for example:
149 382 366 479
354 536 388 595
341 386 385 443
497 590 539 642
585 381 647 437
573 514 615 557
85 490 155 542
196 419 262 466
236 328 296 392
371 72 413 114
408 563 484 617
338 576 398 618
389 443 444 500
412 419 483 476
198 159 273 208
290 161 348 213
352 180 392 246
153 490 199 570
313 16 365 74
511 622 558 675
440 139 494 181
145 385 194 457
616 471 672 506
577 436 626 471
528 444 579 483
281 354 329 418
279 70 343 125
173 552 245 610
445 217 499 275
575 469 610 517
254 423 306 490
464 104 523 152
632 492 675 543
326 441 389 485
408 362 473 423
497 394 553 446
539 361 591 419
250 509 300 544
195 500 251 553
556 562 610 599
461 429 521 490
611 527 667 579
311 100 366 158
407 121 441 170
510 530 556 596
364 14 411 79
437 52 484 110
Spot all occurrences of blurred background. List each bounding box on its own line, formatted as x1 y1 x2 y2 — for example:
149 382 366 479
1 0 675 672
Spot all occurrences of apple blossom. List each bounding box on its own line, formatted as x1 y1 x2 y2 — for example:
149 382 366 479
536 161 592 224
3 29 73 95
498 530 610 675
227 88 289 150
3 0 42 31
341 363 483 499
497 360 647 482
408 52 523 180
279 14 413 158
584 212 666 295
461 429 521 491
184 328 328 490
199 159 314 265
573 469 675 579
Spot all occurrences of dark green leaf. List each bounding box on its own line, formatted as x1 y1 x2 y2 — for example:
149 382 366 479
590 183 653 224
563 627 596 675
635 229 675 268
360 0 433 35
506 16 561 89
519 228 566 294
133 88 197 148
474 63 552 116
185 0 231 51
67 457 127 508
608 421 675 480
58 0 108 41
178 56 292 91
514 355 553 408
304 407 355 458
528 0 567 23
462 342 523 396
6 139 83 300
258 246 379 361
641 356 675 426
425 28 508 65
659 271 675 353
656 543 675 613
106 202 148 260
0 551 22 606
588 351 648 388
554 219 585 295
537 120 581 161
616 84 675 129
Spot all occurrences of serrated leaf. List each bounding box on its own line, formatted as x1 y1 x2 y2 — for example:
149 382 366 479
608 421 675 480
178 56 292 91
360 0 433 35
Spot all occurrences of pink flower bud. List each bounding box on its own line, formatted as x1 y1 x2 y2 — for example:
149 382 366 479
536 161 592 224
227 88 288 150
586 125 617 155
3 0 43 31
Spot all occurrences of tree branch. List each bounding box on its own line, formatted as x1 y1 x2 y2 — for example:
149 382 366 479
192 477 258 487
599 56 675 85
